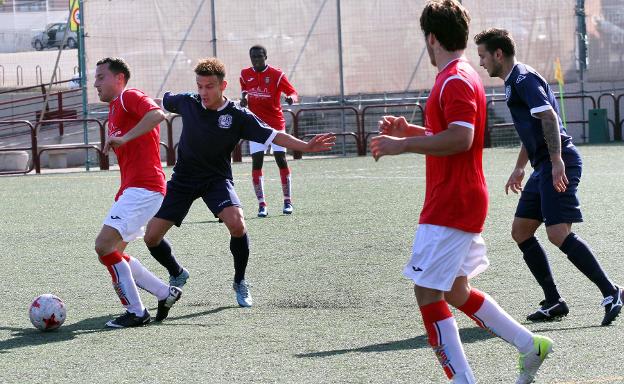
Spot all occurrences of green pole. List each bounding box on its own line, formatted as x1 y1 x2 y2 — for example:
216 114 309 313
558 83 567 129
77 0 89 171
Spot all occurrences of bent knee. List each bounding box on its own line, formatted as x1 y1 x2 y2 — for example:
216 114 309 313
546 232 567 247
511 227 533 244
143 232 162 248
228 222 247 237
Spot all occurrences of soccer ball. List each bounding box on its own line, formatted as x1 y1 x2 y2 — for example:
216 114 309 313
28 294 67 331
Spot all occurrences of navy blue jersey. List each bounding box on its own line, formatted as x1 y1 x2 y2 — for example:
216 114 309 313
163 92 277 181
504 63 579 168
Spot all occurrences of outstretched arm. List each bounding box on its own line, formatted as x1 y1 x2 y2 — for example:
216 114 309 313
103 109 166 152
271 131 335 153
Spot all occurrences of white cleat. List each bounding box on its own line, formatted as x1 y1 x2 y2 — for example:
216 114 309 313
233 280 253 307
516 335 554 384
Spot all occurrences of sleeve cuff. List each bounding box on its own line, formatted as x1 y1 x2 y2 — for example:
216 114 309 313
449 121 474 130
530 105 553 117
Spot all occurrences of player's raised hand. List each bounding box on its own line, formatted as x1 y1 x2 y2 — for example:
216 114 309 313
305 133 336 152
370 135 406 161
378 115 409 137
551 157 569 193
505 167 525 195
103 135 126 153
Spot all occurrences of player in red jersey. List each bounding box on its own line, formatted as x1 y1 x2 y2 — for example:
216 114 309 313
240 45 299 217
94 57 182 328
370 2 552 383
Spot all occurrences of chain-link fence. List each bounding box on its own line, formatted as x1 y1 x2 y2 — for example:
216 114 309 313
1 0 623 155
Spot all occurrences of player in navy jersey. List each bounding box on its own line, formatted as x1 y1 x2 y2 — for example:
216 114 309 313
143 58 334 307
475 28 623 326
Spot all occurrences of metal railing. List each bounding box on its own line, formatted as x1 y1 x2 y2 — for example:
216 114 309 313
0 120 36 175
1 93 623 174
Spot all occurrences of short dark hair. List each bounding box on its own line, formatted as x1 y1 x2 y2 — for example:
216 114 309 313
474 28 516 57
420 0 471 52
249 45 267 56
96 57 131 83
194 57 226 81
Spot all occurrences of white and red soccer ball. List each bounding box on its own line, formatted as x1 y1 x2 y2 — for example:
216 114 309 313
28 294 66 331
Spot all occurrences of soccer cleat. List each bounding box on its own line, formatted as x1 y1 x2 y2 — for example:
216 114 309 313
601 285 624 326
526 298 569 322
154 286 183 322
233 279 253 307
105 309 150 328
169 267 189 289
283 201 293 214
516 335 554 384
258 205 268 218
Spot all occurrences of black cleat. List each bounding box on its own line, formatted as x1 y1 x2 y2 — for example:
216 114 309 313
601 286 623 326
105 309 150 328
527 298 569 322
155 286 183 322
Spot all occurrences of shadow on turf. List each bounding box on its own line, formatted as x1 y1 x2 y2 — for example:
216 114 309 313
0 315 114 354
154 305 236 325
295 326 494 358
184 214 290 226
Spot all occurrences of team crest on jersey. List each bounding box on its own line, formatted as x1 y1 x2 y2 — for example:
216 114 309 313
505 85 511 101
218 114 233 129
264 76 270 84
516 74 526 84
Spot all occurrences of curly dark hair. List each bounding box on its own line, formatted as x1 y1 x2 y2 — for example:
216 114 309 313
419 0 471 52
96 57 131 83
474 28 516 57
194 57 226 81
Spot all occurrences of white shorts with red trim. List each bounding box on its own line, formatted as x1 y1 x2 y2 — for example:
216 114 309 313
402 224 489 291
102 187 164 242
249 140 286 155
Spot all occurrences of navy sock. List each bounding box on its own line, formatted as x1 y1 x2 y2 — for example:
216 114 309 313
231 233 250 284
519 236 561 303
559 233 616 297
147 238 183 277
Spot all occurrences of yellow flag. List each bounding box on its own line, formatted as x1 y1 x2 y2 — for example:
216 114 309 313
69 0 80 32
554 58 564 86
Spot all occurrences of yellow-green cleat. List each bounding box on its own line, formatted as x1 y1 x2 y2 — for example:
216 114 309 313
516 335 553 384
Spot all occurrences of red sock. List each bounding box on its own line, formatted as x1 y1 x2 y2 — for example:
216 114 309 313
419 300 473 380
457 288 486 328
252 169 266 206
279 167 291 202
99 250 129 306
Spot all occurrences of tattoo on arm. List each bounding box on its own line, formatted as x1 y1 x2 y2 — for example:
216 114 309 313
541 116 561 157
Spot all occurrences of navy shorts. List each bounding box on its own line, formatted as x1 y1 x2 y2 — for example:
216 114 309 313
154 177 241 227
515 162 583 226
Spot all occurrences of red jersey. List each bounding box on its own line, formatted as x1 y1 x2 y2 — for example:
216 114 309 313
240 65 297 131
107 88 166 200
419 58 488 233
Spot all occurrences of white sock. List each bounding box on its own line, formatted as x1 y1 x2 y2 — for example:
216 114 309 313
110 259 145 316
468 292 534 354
434 317 476 383
127 256 170 300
